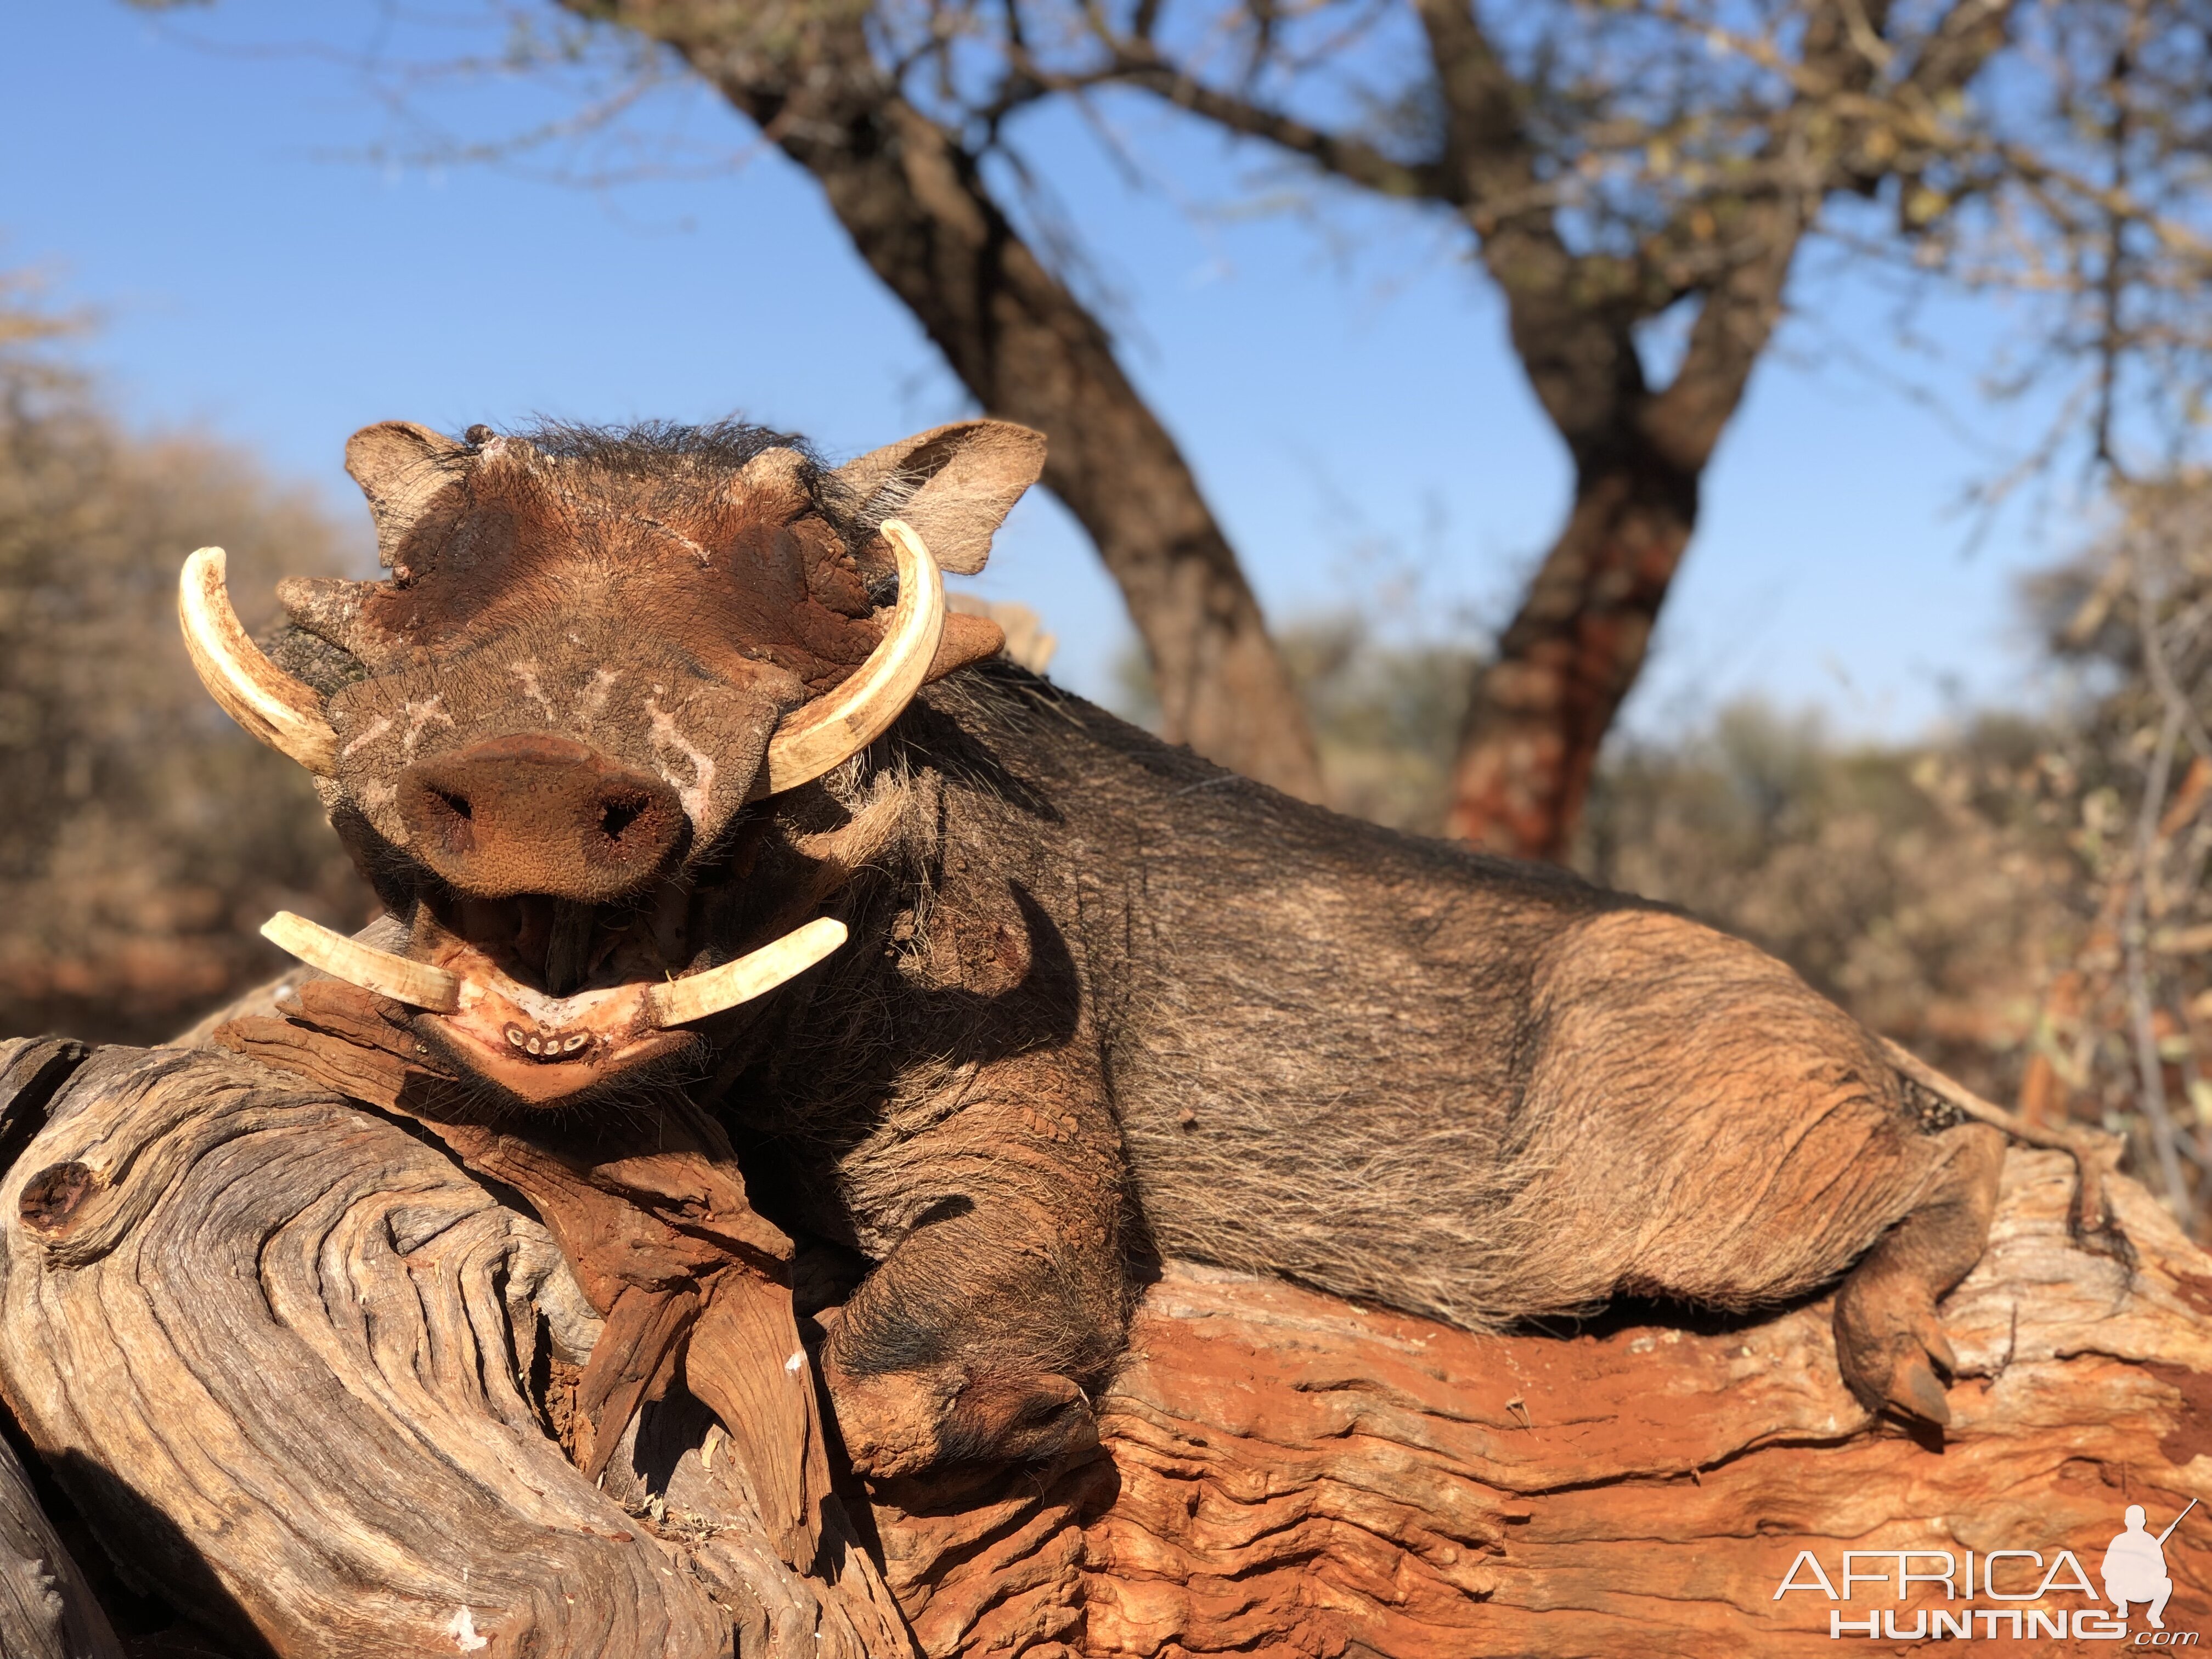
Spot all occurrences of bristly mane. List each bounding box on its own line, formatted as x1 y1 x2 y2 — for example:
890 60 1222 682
490 418 879 548
503 417 818 476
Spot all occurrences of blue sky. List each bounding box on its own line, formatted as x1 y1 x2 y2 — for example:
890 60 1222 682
2 0 2087 737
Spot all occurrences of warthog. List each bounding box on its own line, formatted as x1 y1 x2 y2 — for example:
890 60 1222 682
182 416 2005 1476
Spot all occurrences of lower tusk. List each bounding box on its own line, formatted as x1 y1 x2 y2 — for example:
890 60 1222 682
260 911 462 1013
645 917 848 1028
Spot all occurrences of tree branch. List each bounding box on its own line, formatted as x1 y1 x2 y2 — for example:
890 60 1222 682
1022 52 1444 198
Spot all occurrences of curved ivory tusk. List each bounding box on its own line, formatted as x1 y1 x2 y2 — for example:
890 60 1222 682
179 548 340 775
645 917 848 1027
758 517 945 796
260 911 462 1013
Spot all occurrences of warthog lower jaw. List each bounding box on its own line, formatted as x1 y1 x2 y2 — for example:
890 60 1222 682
259 909 848 1101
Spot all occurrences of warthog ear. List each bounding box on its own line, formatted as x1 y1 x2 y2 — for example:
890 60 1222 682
344 421 473 569
833 420 1046 575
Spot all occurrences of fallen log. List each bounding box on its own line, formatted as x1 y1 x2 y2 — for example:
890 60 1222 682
0 1034 2205 1655
0 1039 907 1659
877 1148 2212 1654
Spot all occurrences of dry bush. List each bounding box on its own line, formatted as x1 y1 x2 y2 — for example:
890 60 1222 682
2008 475 2212 1231
0 345 370 1044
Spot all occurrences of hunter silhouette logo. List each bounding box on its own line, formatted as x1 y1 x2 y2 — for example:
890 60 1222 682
2106 1500 2197 1631
1773 1498 2201 1641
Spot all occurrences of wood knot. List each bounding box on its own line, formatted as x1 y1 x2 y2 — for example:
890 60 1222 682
20 1161 95 1233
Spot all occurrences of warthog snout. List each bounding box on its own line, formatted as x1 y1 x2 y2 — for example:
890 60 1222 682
398 732 685 902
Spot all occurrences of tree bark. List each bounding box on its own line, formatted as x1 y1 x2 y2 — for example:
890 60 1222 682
570 1 1324 802
1432 31 1813 860
1444 204 1806 859
1443 447 1697 854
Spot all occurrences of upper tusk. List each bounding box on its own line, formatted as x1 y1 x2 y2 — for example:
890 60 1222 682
179 548 340 775
645 917 848 1027
260 911 462 1013
757 517 945 796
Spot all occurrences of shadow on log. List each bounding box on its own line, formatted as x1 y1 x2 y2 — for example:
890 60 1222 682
0 1399 121 1659
0 1037 123 1659
0 1035 2207 1655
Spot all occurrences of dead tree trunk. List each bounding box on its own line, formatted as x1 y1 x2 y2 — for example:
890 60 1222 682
0 1035 2205 1656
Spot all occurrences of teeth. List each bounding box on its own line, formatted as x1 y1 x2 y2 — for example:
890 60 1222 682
504 1022 591 1061
645 917 848 1028
261 912 462 1013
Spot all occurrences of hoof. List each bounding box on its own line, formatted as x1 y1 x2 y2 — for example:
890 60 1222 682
1834 1271 1960 1427
939 1372 1096 1466
1888 1357 1952 1426
822 1365 958 1479
822 1358 1097 1477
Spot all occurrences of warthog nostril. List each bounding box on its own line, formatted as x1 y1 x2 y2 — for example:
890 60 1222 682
598 795 648 842
418 787 476 854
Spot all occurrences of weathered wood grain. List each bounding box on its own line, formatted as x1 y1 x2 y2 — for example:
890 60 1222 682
0 1043 907 1659
215 977 849 1577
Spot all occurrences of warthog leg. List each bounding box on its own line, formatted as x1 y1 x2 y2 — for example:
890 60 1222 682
1832 1121 2006 1423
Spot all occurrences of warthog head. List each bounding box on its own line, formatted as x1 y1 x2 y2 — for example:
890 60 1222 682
182 417 1044 1104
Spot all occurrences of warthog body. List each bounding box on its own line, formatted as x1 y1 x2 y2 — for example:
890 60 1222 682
191 416 2001 1475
